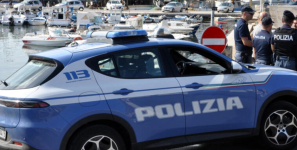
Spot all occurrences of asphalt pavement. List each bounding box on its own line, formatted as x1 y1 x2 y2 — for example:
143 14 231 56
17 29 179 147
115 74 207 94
169 137 280 150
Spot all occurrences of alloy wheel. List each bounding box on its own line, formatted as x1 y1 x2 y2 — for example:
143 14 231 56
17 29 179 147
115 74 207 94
264 110 297 145
81 135 119 150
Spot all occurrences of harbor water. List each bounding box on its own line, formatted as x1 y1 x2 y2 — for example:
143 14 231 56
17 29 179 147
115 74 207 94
0 21 235 80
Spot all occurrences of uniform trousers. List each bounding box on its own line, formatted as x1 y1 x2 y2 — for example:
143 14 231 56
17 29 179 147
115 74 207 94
274 56 296 70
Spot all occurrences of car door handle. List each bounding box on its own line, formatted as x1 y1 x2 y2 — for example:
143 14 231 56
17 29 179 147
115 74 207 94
112 88 134 95
185 83 204 89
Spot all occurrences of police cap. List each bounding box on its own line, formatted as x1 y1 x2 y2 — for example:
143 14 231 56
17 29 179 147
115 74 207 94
262 17 274 26
283 10 295 20
241 6 255 13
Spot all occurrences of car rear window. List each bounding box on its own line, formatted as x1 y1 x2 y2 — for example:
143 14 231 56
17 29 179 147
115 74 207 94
0 59 57 90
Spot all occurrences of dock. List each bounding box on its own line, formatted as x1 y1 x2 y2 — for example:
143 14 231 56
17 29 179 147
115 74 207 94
86 9 242 17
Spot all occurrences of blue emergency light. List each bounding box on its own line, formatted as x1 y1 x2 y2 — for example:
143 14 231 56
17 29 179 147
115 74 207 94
106 30 148 38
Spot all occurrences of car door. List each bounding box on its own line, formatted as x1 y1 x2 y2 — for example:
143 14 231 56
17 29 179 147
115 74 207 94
164 46 256 139
33 1 39 9
68 1 74 8
75 1 80 9
27 1 33 9
88 47 186 143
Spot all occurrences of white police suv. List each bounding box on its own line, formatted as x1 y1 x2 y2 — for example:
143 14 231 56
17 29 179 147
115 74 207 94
0 30 297 150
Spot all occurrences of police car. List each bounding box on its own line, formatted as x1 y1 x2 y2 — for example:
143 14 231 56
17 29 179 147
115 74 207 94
0 30 297 150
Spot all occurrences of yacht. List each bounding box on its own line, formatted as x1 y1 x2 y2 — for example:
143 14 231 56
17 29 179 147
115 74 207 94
46 6 72 27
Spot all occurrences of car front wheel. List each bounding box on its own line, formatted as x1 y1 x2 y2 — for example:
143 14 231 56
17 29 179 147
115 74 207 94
172 8 175 12
79 7 84 11
67 125 126 150
259 101 297 150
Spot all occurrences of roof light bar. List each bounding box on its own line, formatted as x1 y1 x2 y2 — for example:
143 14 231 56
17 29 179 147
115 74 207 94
106 30 148 38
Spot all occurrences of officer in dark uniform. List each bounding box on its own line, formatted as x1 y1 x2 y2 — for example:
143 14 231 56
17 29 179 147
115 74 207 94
253 17 274 65
234 6 255 63
272 10 297 70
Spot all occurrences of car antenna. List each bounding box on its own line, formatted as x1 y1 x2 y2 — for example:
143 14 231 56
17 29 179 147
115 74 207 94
1 80 8 87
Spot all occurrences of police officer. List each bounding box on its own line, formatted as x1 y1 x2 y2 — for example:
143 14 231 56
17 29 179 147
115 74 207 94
253 17 274 65
272 10 297 70
293 16 297 29
234 6 255 63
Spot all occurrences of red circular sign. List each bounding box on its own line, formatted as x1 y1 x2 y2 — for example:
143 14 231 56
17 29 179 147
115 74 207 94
201 26 227 53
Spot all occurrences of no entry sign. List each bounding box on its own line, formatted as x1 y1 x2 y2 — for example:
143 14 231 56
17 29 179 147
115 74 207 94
201 26 227 53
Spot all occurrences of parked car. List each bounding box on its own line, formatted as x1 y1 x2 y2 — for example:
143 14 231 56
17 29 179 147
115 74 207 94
217 2 234 13
1 29 297 150
55 0 84 11
13 0 42 11
106 0 123 10
287 0 297 5
162 2 183 12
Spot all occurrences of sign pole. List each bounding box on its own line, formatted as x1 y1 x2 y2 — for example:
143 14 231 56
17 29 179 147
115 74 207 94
211 7 217 26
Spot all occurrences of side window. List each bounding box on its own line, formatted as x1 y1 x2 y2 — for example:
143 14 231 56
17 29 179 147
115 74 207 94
86 55 118 77
114 48 165 78
169 48 229 76
33 1 39 4
69 2 74 5
28 1 33 4
75 1 80 4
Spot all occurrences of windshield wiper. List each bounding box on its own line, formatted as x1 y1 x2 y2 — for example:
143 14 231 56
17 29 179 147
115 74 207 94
1 80 8 87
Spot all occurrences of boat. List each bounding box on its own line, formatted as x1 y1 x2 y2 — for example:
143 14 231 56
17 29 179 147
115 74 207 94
2 14 26 26
22 45 59 55
217 16 238 22
106 9 126 24
22 27 83 47
46 6 72 27
20 9 36 24
0 7 6 24
143 20 200 35
28 17 46 25
185 15 203 24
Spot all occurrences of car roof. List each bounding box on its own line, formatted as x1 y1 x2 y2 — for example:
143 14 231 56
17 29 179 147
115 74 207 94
30 38 233 66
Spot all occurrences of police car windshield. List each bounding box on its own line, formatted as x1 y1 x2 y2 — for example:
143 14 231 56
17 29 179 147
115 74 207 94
0 60 57 90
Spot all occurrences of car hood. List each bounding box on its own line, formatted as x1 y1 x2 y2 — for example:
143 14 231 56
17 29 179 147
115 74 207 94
246 64 296 73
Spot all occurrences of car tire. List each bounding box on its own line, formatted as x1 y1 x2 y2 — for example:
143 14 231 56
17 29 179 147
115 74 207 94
39 7 42 11
67 125 126 150
226 9 229 13
180 8 182 12
232 9 234 12
259 101 297 150
172 8 175 12
79 7 84 11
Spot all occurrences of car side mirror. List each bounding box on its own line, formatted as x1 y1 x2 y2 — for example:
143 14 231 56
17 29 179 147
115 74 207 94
231 61 242 73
